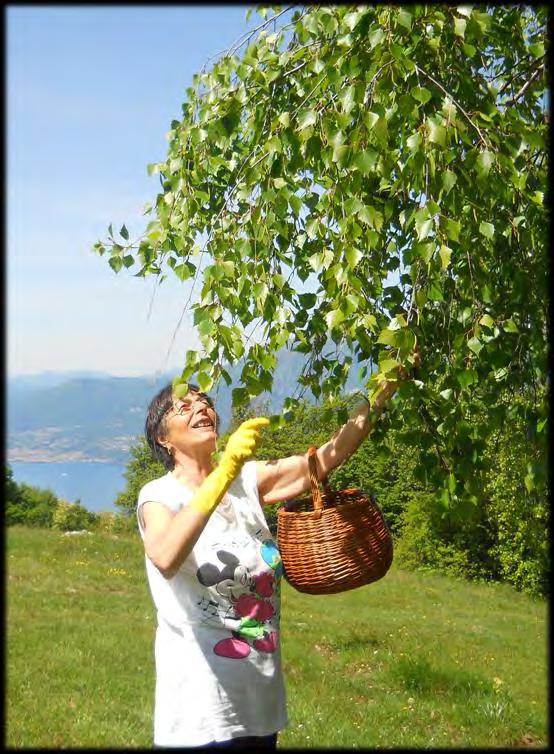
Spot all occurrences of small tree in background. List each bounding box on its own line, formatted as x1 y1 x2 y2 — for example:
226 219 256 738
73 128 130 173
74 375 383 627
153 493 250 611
52 499 97 532
114 436 166 520
5 467 59 528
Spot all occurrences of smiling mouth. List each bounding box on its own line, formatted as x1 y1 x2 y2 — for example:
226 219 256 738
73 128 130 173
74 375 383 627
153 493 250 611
192 419 215 429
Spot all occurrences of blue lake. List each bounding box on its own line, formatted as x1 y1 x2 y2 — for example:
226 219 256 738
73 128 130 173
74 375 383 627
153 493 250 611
10 461 128 513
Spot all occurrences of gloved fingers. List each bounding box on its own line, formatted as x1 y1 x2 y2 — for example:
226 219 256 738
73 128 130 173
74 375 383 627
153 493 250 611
227 438 258 458
224 417 268 462
237 417 270 431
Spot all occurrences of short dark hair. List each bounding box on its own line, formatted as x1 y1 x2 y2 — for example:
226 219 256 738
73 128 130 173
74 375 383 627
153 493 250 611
144 382 217 471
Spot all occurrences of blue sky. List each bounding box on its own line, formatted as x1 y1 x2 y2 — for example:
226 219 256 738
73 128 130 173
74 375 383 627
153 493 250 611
7 5 275 378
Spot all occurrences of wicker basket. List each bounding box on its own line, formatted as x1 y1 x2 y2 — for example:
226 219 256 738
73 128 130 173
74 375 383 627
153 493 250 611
277 446 393 595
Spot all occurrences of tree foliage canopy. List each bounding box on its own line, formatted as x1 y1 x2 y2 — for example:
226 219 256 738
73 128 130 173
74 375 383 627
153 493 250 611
94 5 549 508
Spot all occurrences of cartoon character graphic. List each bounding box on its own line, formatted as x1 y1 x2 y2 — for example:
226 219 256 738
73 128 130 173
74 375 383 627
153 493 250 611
196 539 282 659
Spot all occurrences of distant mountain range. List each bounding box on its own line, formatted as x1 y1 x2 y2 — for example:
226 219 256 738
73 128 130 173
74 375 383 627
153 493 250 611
7 350 366 464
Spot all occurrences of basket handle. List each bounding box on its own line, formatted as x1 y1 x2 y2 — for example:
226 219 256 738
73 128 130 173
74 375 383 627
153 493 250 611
307 446 331 512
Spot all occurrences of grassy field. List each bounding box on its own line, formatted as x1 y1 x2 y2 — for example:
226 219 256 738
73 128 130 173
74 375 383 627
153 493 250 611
6 526 548 749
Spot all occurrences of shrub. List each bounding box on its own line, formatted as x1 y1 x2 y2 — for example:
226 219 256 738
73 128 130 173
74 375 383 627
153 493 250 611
94 510 136 534
482 418 549 598
6 479 59 528
52 499 97 532
114 436 166 518
393 491 496 582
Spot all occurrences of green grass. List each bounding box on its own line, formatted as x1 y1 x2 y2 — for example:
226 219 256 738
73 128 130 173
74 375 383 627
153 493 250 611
7 526 548 749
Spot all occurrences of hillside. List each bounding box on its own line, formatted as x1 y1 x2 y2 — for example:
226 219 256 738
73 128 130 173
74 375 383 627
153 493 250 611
6 526 547 748
7 349 365 463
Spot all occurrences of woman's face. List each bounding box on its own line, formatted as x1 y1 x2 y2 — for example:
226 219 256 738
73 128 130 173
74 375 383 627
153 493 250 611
160 391 217 456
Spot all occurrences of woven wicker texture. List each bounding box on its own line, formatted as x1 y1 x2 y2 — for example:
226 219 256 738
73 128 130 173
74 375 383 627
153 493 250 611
277 447 393 595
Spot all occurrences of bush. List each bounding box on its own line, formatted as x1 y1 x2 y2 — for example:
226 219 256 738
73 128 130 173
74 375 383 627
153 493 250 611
393 491 496 582
393 392 548 597
482 417 549 598
94 511 136 534
6 478 59 528
114 437 166 518
52 499 98 532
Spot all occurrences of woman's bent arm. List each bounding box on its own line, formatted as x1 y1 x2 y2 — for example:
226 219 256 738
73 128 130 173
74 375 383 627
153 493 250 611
142 502 211 579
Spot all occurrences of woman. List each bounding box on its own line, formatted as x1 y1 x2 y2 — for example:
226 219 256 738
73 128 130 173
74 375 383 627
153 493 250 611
137 365 415 749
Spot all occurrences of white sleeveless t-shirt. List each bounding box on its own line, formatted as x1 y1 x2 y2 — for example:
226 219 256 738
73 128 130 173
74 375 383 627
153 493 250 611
136 461 288 747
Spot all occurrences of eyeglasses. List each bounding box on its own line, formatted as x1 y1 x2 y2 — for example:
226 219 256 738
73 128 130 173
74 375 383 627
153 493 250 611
164 395 213 420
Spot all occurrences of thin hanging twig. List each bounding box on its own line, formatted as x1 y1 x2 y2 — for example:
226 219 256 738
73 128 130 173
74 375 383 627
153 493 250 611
414 64 490 149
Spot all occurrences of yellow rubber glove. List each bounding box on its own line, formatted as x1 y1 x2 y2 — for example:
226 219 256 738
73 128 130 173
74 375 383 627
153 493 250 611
189 417 269 515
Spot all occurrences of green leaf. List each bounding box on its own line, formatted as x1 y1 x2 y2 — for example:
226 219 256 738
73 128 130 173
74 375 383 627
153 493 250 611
375 117 389 146
232 387 249 407
415 208 433 241
493 367 509 382
444 218 461 242
197 372 213 393
108 257 123 273
174 262 194 281
457 6 473 18
376 327 402 346
278 112 290 127
457 368 478 389
298 109 317 130
439 244 452 270
345 247 363 269
353 150 378 174
411 86 432 105
476 150 493 178
454 17 467 37
407 132 421 152
397 9 412 30
524 472 535 493
173 382 190 399
439 388 454 400
344 10 362 31
428 122 446 147
379 358 401 374
479 221 494 239
332 143 350 165
120 224 129 240
414 242 434 263
369 28 384 48
504 318 519 333
481 284 492 304
340 86 356 114
442 170 457 195
479 313 494 329
325 308 345 330
427 281 444 301
365 111 379 129
357 205 373 227
529 42 545 58
289 194 303 216
467 336 483 355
